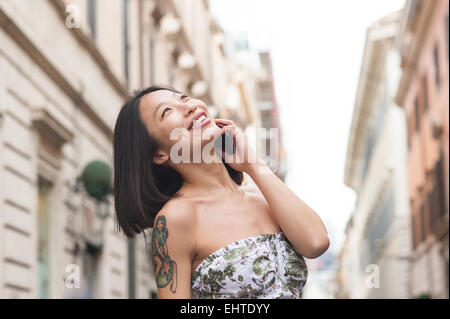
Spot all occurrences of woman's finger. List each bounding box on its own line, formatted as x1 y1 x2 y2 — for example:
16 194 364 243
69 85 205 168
215 118 233 123
215 118 235 127
215 121 228 129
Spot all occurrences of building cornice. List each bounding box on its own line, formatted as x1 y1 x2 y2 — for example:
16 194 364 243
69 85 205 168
395 0 439 106
0 2 121 140
164 0 213 104
32 106 75 151
48 0 129 99
344 22 398 191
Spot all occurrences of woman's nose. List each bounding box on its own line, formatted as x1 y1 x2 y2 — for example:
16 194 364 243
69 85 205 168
184 104 197 116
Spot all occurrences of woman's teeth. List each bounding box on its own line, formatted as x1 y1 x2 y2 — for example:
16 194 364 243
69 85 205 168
193 115 207 128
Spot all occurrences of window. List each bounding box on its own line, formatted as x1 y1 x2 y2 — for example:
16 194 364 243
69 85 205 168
419 191 427 242
407 111 415 149
428 179 439 232
88 0 97 39
414 96 420 132
433 44 440 88
38 177 52 299
422 74 429 111
437 156 447 218
428 154 447 231
412 210 419 249
419 203 426 242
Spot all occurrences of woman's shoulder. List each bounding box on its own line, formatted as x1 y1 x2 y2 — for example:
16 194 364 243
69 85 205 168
154 197 198 231
153 197 198 259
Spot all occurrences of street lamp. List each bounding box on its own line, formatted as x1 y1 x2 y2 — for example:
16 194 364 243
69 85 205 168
62 160 113 297
65 160 113 253
77 160 113 219
72 174 111 221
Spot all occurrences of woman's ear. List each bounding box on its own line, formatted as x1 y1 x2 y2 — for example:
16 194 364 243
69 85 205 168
152 151 168 165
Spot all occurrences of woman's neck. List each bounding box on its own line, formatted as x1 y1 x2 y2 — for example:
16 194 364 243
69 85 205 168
175 160 240 197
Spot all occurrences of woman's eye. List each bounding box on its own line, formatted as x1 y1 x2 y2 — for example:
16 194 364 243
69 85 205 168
181 95 188 101
162 107 171 118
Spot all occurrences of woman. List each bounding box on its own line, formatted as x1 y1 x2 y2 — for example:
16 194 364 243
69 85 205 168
113 84 329 299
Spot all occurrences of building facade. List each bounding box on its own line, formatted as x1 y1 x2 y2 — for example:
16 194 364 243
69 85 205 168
0 0 267 298
0 0 136 299
395 0 449 299
255 52 287 182
340 12 412 298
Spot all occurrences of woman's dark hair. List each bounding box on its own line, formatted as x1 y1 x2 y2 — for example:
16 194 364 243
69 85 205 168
113 84 243 239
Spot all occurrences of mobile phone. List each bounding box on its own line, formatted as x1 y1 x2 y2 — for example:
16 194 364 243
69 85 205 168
214 131 234 156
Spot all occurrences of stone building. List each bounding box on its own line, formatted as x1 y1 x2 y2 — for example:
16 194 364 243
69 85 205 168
395 0 449 299
0 0 264 298
0 0 136 299
256 51 287 181
338 0 449 299
340 12 412 298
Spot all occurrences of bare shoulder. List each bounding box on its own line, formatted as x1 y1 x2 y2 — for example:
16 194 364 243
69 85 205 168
153 197 198 232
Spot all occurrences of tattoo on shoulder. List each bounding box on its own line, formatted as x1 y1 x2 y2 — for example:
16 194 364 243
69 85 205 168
152 215 178 293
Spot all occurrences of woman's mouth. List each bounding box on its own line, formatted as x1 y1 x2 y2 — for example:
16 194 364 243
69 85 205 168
190 114 211 130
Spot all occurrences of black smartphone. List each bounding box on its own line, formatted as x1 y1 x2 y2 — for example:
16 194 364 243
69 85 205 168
214 131 234 156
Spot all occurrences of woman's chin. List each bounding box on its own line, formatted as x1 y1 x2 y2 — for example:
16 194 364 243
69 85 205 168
190 125 221 140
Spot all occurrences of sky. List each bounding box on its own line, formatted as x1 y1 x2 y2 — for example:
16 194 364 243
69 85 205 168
209 0 406 297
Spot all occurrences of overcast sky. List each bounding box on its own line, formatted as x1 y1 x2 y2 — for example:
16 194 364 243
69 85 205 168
209 0 406 258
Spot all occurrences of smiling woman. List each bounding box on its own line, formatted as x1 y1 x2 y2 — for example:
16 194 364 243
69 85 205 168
113 84 328 299
113 84 243 238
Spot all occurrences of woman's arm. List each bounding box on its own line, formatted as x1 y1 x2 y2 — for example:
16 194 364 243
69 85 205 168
246 161 330 259
215 118 329 259
152 200 197 298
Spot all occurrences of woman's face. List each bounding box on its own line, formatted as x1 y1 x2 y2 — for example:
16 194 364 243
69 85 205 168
139 89 220 165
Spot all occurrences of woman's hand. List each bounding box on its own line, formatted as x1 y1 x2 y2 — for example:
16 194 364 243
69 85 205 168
216 120 330 259
214 119 265 174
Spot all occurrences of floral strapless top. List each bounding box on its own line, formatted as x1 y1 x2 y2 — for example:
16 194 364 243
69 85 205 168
190 232 308 299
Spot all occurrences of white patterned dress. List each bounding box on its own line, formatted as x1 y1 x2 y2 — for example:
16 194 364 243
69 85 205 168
191 232 308 299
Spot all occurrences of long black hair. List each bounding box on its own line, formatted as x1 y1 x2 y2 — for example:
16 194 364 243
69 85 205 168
113 84 243 239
